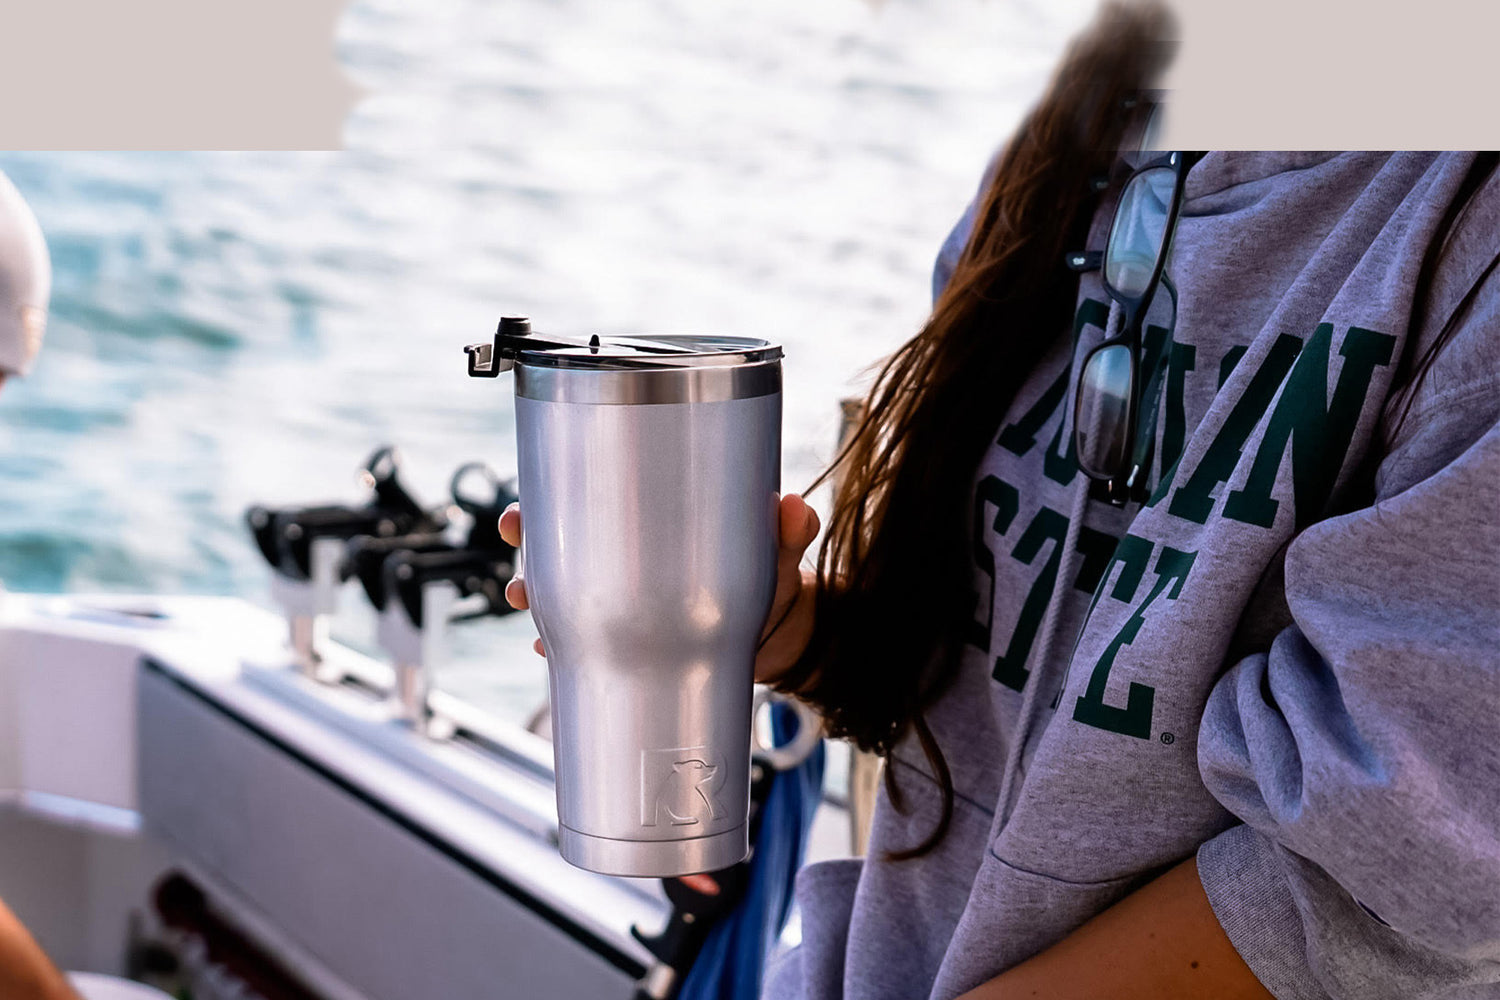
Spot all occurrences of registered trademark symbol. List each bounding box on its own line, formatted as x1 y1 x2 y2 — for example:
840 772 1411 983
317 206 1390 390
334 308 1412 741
1160 732 1176 745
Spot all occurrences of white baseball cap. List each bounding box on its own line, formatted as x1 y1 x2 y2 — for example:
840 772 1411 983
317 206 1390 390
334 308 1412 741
0 170 50 378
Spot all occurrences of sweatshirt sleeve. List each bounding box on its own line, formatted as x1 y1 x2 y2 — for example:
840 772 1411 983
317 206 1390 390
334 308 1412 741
1194 259 1500 998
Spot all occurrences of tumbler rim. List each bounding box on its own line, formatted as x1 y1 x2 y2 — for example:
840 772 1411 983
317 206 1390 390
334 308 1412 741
515 355 781 404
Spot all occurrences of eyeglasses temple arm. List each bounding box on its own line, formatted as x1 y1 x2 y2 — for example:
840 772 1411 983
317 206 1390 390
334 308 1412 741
1065 250 1103 273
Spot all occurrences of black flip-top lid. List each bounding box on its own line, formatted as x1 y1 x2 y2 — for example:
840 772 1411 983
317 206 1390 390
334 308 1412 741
465 317 781 377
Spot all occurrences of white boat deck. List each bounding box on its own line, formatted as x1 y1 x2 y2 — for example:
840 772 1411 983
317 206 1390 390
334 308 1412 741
0 591 852 998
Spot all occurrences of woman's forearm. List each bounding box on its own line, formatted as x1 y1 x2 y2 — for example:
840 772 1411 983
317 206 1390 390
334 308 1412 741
954 858 1275 1000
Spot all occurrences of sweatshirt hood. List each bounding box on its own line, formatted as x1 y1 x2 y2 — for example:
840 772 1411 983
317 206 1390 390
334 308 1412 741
1184 151 1348 201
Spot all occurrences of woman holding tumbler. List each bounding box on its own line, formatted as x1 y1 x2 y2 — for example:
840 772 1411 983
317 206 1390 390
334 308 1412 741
504 3 1500 997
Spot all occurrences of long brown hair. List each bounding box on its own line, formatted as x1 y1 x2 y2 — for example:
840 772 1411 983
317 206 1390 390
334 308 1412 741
773 1 1176 858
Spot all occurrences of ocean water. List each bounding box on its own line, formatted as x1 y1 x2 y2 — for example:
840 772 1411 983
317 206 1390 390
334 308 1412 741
0 0 1092 718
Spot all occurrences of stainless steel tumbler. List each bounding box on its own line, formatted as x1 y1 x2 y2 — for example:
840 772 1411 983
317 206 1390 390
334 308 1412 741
466 319 782 876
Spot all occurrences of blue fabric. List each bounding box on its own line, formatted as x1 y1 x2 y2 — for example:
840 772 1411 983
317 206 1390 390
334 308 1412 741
678 704 826 1000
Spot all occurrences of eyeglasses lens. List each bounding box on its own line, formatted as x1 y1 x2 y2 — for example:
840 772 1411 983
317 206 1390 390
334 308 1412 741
1075 342 1135 477
1104 166 1176 299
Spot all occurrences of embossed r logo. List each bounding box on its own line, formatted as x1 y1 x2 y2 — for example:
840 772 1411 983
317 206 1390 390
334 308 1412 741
641 747 727 827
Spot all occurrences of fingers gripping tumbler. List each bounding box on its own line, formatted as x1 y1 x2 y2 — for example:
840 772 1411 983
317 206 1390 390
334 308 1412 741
466 319 782 877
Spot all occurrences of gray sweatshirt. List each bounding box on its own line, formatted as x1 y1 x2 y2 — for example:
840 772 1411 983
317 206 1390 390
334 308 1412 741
763 152 1500 1000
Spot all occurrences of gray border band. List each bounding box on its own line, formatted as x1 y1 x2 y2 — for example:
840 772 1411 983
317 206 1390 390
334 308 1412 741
516 361 781 404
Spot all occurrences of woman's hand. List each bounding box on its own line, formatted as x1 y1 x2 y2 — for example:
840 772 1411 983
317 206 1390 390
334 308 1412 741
755 493 821 686
498 494 821 685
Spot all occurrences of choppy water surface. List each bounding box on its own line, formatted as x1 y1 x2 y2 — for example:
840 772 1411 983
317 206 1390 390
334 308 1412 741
0 0 1091 716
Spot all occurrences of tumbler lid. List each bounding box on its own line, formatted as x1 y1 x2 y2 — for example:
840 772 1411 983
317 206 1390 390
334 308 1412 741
465 317 781 377
518 334 781 371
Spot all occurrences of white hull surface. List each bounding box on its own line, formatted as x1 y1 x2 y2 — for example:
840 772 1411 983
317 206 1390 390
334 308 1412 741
0 592 690 999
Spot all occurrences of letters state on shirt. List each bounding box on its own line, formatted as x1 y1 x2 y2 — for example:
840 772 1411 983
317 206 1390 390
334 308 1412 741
968 298 1398 739
967 474 1118 693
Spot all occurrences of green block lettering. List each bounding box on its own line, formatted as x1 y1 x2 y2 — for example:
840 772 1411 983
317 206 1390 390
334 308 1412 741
1167 334 1304 524
1042 406 1079 485
1161 341 1197 476
1218 345 1247 389
1144 456 1177 508
997 368 1068 457
1052 533 1152 709
966 475 1021 651
1073 546 1196 739
998 297 1110 455
1072 527 1121 595
1223 324 1396 529
992 506 1069 691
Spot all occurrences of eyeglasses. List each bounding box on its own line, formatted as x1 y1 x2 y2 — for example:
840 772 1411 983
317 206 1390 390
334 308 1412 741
1067 150 1195 506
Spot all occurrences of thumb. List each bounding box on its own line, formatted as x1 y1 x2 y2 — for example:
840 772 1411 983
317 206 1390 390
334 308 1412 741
779 493 820 558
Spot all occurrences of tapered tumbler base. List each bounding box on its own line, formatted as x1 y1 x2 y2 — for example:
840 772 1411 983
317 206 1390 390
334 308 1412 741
558 824 749 877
